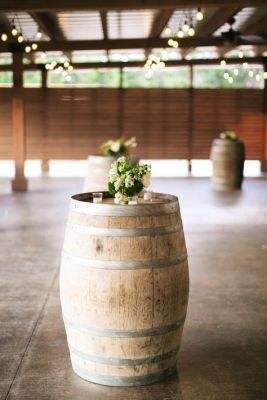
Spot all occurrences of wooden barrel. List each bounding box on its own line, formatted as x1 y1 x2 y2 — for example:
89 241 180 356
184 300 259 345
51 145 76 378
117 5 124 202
60 192 189 386
210 139 245 191
83 155 115 192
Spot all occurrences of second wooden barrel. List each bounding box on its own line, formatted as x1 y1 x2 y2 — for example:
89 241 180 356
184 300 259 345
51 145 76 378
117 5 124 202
210 139 245 191
83 155 115 192
60 192 189 386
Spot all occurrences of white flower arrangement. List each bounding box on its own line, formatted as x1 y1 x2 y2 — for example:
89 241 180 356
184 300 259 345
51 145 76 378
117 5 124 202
108 157 151 204
220 131 238 141
101 136 137 157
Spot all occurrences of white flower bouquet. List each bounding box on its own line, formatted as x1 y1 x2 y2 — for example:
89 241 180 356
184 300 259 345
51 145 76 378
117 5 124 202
108 157 151 204
101 136 137 157
220 131 238 141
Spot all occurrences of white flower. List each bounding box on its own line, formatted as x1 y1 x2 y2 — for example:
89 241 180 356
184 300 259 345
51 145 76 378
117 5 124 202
142 173 151 188
114 175 125 191
109 164 118 182
114 192 128 204
125 173 134 188
110 140 121 153
117 156 126 163
125 136 137 148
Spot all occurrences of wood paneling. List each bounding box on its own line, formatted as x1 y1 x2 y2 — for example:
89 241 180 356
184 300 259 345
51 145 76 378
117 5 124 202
0 88 264 161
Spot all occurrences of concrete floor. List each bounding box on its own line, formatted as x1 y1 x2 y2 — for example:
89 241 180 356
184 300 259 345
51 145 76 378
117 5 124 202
0 177 266 400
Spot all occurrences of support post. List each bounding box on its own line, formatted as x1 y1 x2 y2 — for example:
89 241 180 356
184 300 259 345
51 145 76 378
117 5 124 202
188 65 194 175
261 63 267 172
41 68 49 174
11 50 28 191
118 67 124 137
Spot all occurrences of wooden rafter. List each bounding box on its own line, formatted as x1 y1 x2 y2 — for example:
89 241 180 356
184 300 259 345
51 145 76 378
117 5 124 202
145 9 174 58
2 36 267 53
183 6 241 58
149 9 174 38
30 12 65 40
0 56 265 71
241 7 267 35
0 0 266 12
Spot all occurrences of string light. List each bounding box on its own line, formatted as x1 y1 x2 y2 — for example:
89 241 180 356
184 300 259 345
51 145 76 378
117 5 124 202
196 8 204 21
255 73 260 82
164 27 171 36
228 76 234 84
37 31 42 39
233 68 239 76
25 46 31 53
182 21 189 32
17 34 24 43
248 70 254 78
11 26 18 36
1 33 8 41
188 25 195 36
224 72 230 79
177 29 184 38
31 43 38 50
168 38 174 46
67 65 74 71
238 50 244 58
242 62 248 69
65 75 71 82
220 60 226 66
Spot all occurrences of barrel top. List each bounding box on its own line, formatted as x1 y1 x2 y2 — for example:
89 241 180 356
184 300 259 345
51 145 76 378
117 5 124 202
70 192 180 216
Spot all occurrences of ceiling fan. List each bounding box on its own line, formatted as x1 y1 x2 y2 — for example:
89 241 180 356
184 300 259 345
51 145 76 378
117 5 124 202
221 17 266 44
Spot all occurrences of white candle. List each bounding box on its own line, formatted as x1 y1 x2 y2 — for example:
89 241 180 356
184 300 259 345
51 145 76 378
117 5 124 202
144 191 152 201
93 193 103 204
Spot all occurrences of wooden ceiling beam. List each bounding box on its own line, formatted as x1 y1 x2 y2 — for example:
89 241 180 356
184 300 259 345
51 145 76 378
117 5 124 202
0 1 266 12
30 12 65 40
241 7 267 35
0 56 265 71
183 6 241 58
2 36 267 53
149 9 175 38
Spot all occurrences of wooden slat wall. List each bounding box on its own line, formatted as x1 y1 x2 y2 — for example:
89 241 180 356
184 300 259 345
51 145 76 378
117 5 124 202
0 88 264 161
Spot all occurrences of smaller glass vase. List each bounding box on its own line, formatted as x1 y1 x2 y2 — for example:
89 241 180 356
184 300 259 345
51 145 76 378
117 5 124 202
127 196 138 205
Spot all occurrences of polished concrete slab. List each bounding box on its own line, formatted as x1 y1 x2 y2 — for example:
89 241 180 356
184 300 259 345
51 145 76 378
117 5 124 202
0 177 266 400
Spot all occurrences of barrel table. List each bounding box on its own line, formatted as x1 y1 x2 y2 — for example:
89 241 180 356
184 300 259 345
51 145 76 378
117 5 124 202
210 139 245 191
60 192 189 386
83 155 115 192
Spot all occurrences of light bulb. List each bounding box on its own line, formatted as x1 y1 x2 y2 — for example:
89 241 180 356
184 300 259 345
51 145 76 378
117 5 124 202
228 76 233 84
233 68 239 76
159 61 165 68
45 64 51 70
168 38 174 46
11 26 18 36
248 70 254 78
172 40 179 48
224 72 229 79
64 61 69 68
41 52 46 59
220 60 226 66
67 65 73 71
188 26 195 36
62 71 68 77
196 8 204 21
65 75 71 82
57 66 63 72
59 56 65 63
238 50 243 58
164 27 171 36
255 73 260 82
25 46 31 53
17 34 24 43
37 31 42 39
177 29 184 38
31 43 38 50
1 33 7 41
182 21 189 32
242 62 248 69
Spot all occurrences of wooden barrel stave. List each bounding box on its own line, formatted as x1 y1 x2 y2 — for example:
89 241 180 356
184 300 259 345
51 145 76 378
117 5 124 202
60 192 189 386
